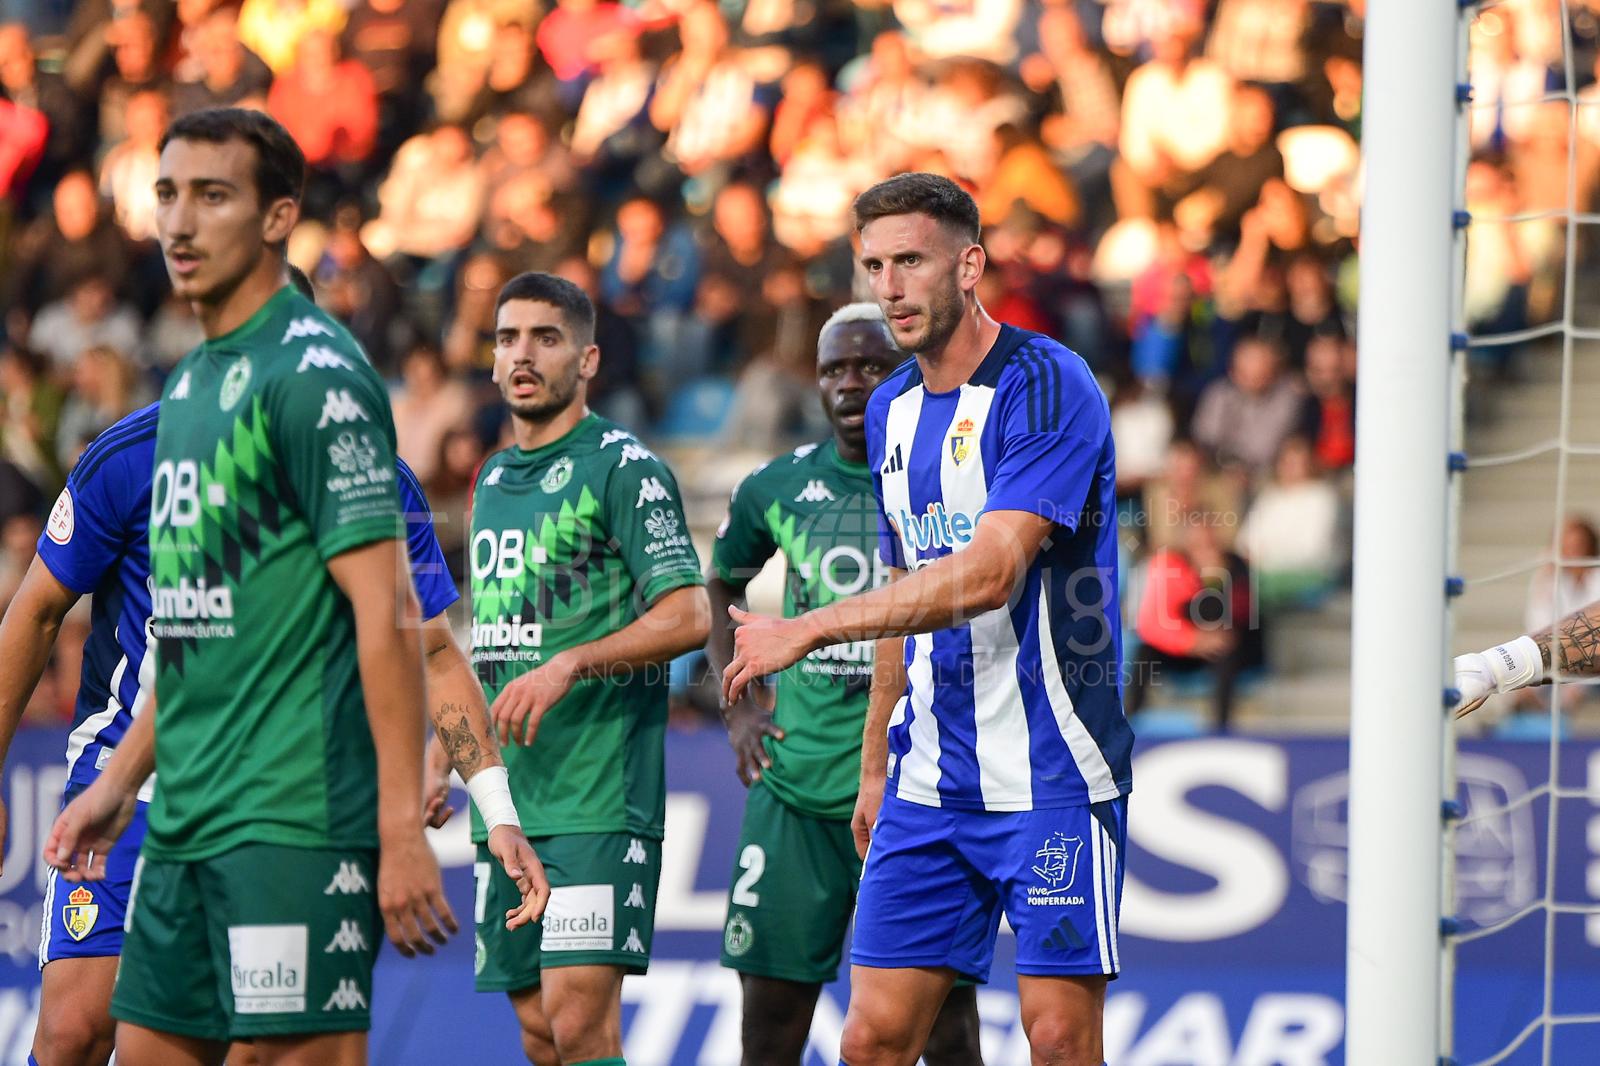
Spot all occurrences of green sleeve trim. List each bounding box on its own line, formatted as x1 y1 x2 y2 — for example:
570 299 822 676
639 568 706 609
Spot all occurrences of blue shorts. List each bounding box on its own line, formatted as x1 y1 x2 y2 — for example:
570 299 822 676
851 791 1126 984
39 800 148 967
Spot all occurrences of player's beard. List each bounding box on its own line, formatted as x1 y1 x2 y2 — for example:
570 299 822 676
505 358 583 423
902 276 965 355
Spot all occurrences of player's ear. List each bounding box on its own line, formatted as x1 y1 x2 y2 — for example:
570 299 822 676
262 195 299 246
579 344 600 381
958 243 986 294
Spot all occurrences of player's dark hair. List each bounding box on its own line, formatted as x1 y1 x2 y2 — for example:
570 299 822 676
852 172 980 245
160 107 306 209
495 272 596 346
287 263 315 300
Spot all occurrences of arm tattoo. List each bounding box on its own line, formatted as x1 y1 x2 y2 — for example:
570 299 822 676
1538 608 1600 678
437 702 488 777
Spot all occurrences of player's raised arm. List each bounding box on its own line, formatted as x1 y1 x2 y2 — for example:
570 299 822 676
1455 597 1600 716
724 509 1052 704
418 614 549 929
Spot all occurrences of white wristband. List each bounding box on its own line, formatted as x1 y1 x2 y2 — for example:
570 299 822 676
465 766 520 833
1484 635 1543 693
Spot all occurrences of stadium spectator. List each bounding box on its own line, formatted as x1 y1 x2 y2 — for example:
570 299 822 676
6 170 134 324
1524 516 1600 637
1238 435 1341 609
0 345 64 497
569 22 658 191
1301 333 1356 471
650 0 769 181
393 344 475 484
98 87 165 242
366 123 485 261
0 23 87 201
169 4 274 116
94 9 166 148
1191 335 1307 477
1116 15 1233 217
1127 518 1259 730
1205 0 1309 89
55 343 149 470
1023 4 1120 235
600 194 701 373
236 0 346 74
1141 437 1243 554
268 29 380 175
891 0 1021 64
1171 83 1284 248
313 204 405 373
554 253 647 429
27 275 143 373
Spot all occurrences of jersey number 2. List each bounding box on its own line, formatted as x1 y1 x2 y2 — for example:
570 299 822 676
732 844 765 907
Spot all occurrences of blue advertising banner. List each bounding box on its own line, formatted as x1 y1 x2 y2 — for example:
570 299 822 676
0 728 1590 1064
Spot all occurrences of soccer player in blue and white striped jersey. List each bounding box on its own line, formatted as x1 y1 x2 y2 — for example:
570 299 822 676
723 173 1132 1066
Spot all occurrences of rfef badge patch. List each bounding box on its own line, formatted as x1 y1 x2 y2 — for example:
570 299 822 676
64 885 99 942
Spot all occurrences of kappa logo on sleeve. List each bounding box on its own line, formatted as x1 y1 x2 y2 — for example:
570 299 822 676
282 317 335 345
297 346 353 373
316 390 370 429
617 443 656 467
635 477 669 508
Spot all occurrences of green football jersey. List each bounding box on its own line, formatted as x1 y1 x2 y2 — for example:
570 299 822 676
145 286 403 861
468 414 703 842
712 439 887 819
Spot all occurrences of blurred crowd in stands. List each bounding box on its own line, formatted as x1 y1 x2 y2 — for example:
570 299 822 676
0 0 1584 726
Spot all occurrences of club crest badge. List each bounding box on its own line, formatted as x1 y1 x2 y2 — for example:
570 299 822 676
64 885 99 942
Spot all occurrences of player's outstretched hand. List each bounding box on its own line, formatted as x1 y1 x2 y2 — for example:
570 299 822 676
486 824 550 931
45 777 138 882
722 605 816 706
1453 652 1495 719
722 700 784 786
852 774 885 861
378 826 459 958
491 653 578 747
422 734 455 829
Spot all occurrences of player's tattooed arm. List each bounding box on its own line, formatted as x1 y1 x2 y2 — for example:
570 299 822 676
1536 606 1600 678
436 703 488 777
421 615 503 780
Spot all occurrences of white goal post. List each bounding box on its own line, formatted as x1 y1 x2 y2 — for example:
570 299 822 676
1346 0 1458 1062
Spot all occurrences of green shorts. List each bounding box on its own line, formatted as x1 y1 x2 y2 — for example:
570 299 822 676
474 831 661 993
111 844 380 1041
720 783 861 985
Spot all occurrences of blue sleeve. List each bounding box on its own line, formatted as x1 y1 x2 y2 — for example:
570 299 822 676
865 394 905 570
983 351 1109 534
396 461 459 620
35 448 143 595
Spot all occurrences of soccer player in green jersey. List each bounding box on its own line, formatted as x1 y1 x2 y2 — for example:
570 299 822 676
458 271 711 1066
43 107 539 1066
705 303 983 1066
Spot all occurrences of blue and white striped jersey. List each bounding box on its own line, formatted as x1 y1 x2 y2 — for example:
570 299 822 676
35 403 459 804
865 325 1133 811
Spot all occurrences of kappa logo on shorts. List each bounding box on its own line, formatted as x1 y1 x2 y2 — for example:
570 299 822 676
723 914 753 957
623 928 645 953
1026 832 1087 907
324 920 369 953
322 979 368 1012
63 885 98 942
323 862 371 895
623 839 648 865
474 933 487 976
624 882 645 909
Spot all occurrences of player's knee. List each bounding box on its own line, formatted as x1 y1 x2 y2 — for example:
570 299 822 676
1022 1013 1099 1066
839 1013 914 1066
546 998 617 1061
32 1000 114 1064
